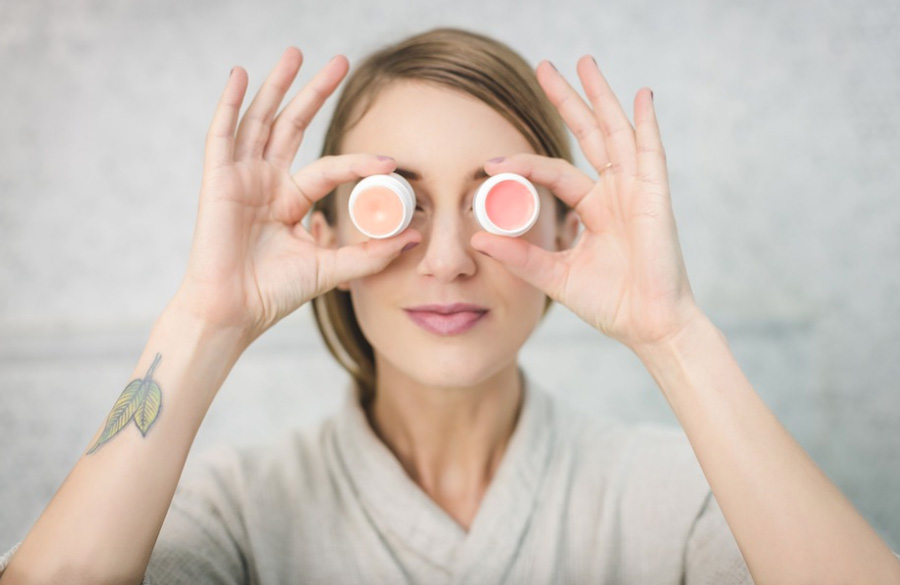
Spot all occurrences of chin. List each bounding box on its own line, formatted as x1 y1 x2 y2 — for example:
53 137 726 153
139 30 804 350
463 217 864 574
378 343 517 390
417 366 495 390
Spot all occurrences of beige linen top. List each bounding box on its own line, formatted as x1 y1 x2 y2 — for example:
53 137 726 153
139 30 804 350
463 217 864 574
142 377 753 584
1 376 762 583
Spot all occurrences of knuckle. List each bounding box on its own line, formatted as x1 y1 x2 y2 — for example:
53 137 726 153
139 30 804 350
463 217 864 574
287 114 310 134
573 121 603 143
636 170 664 185
555 92 575 110
243 109 271 127
305 82 329 104
607 123 633 141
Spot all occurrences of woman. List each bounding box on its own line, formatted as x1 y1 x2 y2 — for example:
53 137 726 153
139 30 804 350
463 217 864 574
2 27 898 584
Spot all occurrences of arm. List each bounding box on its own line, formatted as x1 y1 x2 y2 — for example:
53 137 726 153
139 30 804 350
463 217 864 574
636 311 900 584
145 447 251 585
0 303 246 585
684 492 754 584
0 48 419 585
471 56 900 584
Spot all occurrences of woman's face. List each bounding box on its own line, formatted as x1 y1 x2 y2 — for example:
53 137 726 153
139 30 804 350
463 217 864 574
315 80 575 388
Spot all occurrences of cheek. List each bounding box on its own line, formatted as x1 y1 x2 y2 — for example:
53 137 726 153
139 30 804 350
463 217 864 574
523 193 561 249
489 259 547 322
346 275 391 346
335 212 363 245
333 189 370 246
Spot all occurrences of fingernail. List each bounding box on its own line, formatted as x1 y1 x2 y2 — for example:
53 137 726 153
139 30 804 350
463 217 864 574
488 156 505 164
650 89 655 100
229 67 235 78
591 56 598 67
377 155 394 161
548 61 558 72
401 241 420 252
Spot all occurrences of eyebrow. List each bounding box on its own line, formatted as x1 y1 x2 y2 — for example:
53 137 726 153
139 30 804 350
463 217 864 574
394 166 489 182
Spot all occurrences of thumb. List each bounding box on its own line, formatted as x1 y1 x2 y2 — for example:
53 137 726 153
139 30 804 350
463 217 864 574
470 232 566 300
318 230 422 293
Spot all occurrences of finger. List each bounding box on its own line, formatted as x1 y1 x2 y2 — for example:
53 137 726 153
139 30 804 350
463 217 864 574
234 47 304 160
535 60 610 172
575 56 637 176
484 154 604 231
469 232 568 301
633 88 669 196
264 55 350 169
204 67 250 169
281 153 398 221
317 229 422 293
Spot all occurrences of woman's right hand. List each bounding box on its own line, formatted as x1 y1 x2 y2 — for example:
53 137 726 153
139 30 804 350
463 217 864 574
175 48 421 342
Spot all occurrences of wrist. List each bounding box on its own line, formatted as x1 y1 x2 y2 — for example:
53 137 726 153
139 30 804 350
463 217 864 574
631 307 722 378
151 296 251 404
628 302 711 355
164 289 255 351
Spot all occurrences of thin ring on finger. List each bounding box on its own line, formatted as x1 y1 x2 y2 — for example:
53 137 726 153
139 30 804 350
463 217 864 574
599 161 613 175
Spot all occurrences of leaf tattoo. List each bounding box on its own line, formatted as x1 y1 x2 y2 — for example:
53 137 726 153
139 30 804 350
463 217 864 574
87 353 163 454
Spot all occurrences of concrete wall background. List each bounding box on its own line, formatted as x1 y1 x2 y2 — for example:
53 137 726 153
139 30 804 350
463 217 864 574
2 0 899 553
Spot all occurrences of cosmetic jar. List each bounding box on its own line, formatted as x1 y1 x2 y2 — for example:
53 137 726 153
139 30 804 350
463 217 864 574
472 172 540 237
348 173 415 239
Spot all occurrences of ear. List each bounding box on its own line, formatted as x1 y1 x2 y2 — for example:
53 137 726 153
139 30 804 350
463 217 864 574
309 210 351 292
555 209 581 251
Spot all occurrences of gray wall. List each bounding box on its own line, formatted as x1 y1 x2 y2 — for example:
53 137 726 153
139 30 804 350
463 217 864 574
2 0 899 554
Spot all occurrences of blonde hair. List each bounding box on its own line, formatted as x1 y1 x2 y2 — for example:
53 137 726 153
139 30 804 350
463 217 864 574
311 27 573 407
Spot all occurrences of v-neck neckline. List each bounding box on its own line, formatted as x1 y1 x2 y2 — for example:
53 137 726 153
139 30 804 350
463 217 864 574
332 373 556 581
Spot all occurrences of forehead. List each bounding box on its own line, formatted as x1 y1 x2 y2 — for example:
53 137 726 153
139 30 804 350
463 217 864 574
339 81 536 166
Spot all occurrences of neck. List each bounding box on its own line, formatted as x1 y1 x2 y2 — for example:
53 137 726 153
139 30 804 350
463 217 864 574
366 360 524 529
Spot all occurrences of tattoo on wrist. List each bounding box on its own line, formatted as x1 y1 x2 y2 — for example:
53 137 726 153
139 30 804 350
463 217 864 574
87 353 163 454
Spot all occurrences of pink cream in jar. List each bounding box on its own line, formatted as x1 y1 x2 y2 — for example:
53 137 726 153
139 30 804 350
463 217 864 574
473 173 539 237
348 173 415 239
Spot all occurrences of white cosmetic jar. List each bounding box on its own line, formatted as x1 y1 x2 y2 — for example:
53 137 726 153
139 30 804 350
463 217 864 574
472 172 540 237
348 172 416 239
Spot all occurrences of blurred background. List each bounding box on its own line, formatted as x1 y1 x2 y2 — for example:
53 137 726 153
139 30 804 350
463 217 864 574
2 0 899 553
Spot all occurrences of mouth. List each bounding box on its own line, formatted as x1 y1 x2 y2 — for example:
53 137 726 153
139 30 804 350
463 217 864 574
403 303 489 336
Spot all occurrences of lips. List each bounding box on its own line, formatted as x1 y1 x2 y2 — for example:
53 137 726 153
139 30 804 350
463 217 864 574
403 303 489 336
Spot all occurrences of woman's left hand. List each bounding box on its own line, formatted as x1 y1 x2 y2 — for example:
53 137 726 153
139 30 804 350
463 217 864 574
471 57 703 352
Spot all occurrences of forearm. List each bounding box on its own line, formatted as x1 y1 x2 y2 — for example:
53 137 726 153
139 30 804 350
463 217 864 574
1 297 249 585
635 313 900 585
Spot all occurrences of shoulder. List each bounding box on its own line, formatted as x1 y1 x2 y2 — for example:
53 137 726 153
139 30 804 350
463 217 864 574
544 393 712 546
177 415 339 509
148 416 341 581
549 394 709 501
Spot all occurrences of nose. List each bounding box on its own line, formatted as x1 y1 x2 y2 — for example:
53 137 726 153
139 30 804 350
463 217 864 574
415 208 478 282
